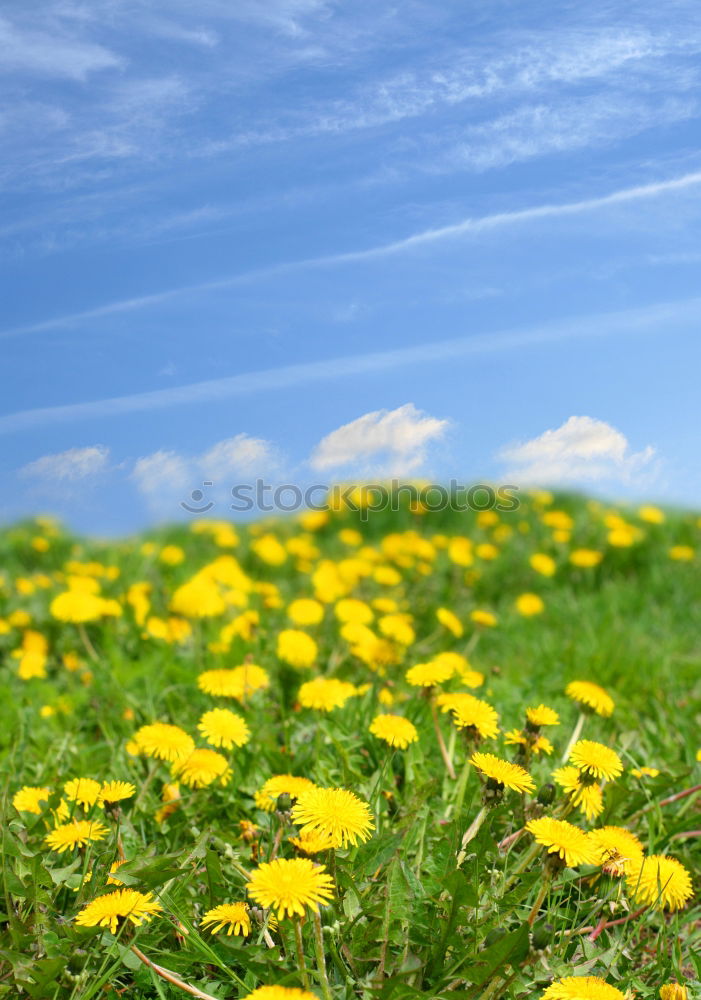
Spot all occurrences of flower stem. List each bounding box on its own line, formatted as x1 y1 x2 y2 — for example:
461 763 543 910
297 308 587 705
527 870 552 925
78 623 99 663
131 945 220 1000
457 805 488 866
431 700 456 779
293 919 310 989
561 711 585 763
312 908 333 1000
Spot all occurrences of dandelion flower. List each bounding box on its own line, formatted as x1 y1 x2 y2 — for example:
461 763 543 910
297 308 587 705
289 830 338 854
201 902 251 936
245 987 318 1000
660 985 688 1000
75 888 162 934
526 705 560 727
291 786 374 847
626 855 693 911
287 599 324 626
530 553 556 576
369 714 418 749
515 593 545 616
552 766 603 821
569 549 603 568
298 677 356 712
669 545 694 561
45 819 109 853
246 857 333 918
630 766 660 779
436 607 463 637
448 695 499 740
470 609 497 627
50 591 105 623
542 976 625 1000
277 629 317 668
172 749 231 788
99 781 136 804
405 660 454 687
588 826 644 876
566 681 614 717
504 730 553 756
134 723 194 762
569 741 623 781
198 664 270 699
255 775 316 812
471 752 535 793
198 708 251 749
13 785 50 814
64 778 103 809
526 817 599 867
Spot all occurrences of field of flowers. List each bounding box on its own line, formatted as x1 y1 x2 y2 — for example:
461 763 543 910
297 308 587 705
1 489 699 1000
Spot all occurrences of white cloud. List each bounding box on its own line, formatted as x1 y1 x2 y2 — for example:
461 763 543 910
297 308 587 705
498 416 656 485
0 15 122 80
131 449 191 510
200 433 279 478
19 444 110 481
309 403 448 477
132 434 280 514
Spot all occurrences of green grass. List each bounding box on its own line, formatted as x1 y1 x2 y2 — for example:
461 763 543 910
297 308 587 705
0 492 699 999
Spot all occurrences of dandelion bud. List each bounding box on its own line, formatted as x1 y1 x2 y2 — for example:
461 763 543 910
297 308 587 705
276 793 292 812
537 782 556 805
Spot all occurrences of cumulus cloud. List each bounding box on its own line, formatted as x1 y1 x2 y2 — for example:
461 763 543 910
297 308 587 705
497 416 656 485
309 403 449 477
132 434 280 514
19 444 110 482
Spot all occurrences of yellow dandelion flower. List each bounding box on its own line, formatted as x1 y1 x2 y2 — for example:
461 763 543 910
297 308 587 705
287 599 324 626
289 830 338 855
75 888 162 934
134 723 194 762
171 749 231 788
50 590 105 623
565 680 614 717
504 730 553 755
198 708 251 749
198 664 270 699
448 695 500 740
277 629 317 668
436 607 463 637
13 785 50 814
45 819 109 853
246 857 334 918
515 593 545 616
245 987 318 1000
526 817 599 867
335 598 374 625
64 778 103 809
526 704 560 727
405 659 454 687
255 775 316 812
660 985 688 1000
669 545 694 561
378 613 415 646
588 826 644 877
569 740 623 781
291 786 374 848
569 549 603 568
201 902 251 936
298 677 357 712
626 854 693 911
99 781 136 804
154 782 181 823
369 714 418 749
542 976 625 1000
471 752 535 793
530 553 556 576
552 766 604 821
470 609 497 627
630 766 660 779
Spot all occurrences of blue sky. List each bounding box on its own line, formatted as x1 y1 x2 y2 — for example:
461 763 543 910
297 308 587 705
2 0 701 533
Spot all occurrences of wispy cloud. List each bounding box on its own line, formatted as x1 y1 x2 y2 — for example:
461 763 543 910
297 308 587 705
0 15 122 80
19 444 110 481
3 168 701 339
2 296 699 435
